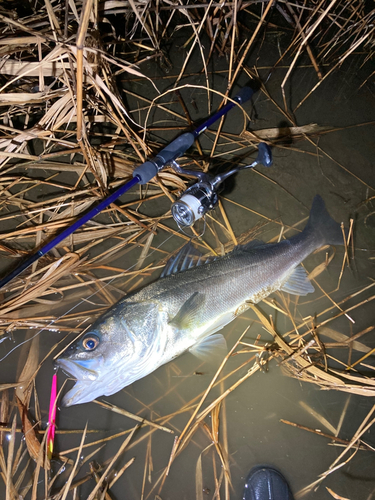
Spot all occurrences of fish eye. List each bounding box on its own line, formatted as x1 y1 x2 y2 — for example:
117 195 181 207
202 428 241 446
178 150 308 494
82 334 100 351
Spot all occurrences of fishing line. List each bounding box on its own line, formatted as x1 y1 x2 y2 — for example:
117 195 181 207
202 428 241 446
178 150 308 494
0 228 183 363
0 331 43 363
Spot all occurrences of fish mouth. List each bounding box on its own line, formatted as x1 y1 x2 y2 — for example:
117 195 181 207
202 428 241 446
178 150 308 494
60 380 101 407
55 358 99 381
55 358 104 407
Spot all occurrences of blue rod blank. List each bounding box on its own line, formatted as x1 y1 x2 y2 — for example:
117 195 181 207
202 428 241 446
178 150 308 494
0 176 140 289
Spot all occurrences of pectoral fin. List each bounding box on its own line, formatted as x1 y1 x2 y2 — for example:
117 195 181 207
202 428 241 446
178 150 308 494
169 292 206 330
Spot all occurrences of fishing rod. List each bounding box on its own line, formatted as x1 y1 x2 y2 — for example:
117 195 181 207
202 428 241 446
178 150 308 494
0 84 271 289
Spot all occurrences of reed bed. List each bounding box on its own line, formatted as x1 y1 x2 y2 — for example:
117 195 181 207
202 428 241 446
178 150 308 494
0 0 374 498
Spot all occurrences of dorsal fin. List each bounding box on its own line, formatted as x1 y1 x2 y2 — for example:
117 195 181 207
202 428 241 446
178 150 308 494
232 239 265 253
160 242 217 278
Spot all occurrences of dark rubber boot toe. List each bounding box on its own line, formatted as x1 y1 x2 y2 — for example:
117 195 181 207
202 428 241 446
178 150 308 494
242 466 294 500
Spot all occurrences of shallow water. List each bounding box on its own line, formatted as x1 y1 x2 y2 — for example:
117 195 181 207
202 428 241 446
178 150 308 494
1 20 375 500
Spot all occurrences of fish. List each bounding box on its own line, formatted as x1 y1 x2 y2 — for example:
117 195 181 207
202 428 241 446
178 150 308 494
56 195 345 406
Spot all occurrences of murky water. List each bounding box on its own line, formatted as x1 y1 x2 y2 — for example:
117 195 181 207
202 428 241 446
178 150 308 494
1 22 375 500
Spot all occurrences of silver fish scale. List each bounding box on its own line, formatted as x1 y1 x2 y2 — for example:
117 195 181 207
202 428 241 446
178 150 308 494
122 236 311 341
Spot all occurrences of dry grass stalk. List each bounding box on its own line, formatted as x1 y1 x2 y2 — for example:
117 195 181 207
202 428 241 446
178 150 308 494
0 1 373 498
93 400 174 434
325 487 351 500
59 424 88 500
298 401 337 435
86 424 138 500
166 326 250 470
280 419 372 452
296 405 375 498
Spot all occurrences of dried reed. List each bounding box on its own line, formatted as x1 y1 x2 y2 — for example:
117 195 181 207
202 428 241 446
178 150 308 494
0 0 373 498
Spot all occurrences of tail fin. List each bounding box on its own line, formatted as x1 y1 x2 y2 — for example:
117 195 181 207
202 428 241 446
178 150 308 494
305 195 346 246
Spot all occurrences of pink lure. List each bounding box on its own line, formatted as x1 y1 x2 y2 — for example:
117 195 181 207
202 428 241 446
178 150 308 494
47 373 57 460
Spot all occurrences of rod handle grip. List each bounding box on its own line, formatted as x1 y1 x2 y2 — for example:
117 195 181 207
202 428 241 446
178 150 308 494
133 132 195 184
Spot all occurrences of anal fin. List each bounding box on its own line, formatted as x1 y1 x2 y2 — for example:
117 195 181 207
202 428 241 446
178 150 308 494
280 265 315 296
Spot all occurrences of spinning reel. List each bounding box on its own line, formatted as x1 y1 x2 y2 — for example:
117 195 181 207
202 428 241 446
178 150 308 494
170 142 273 228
